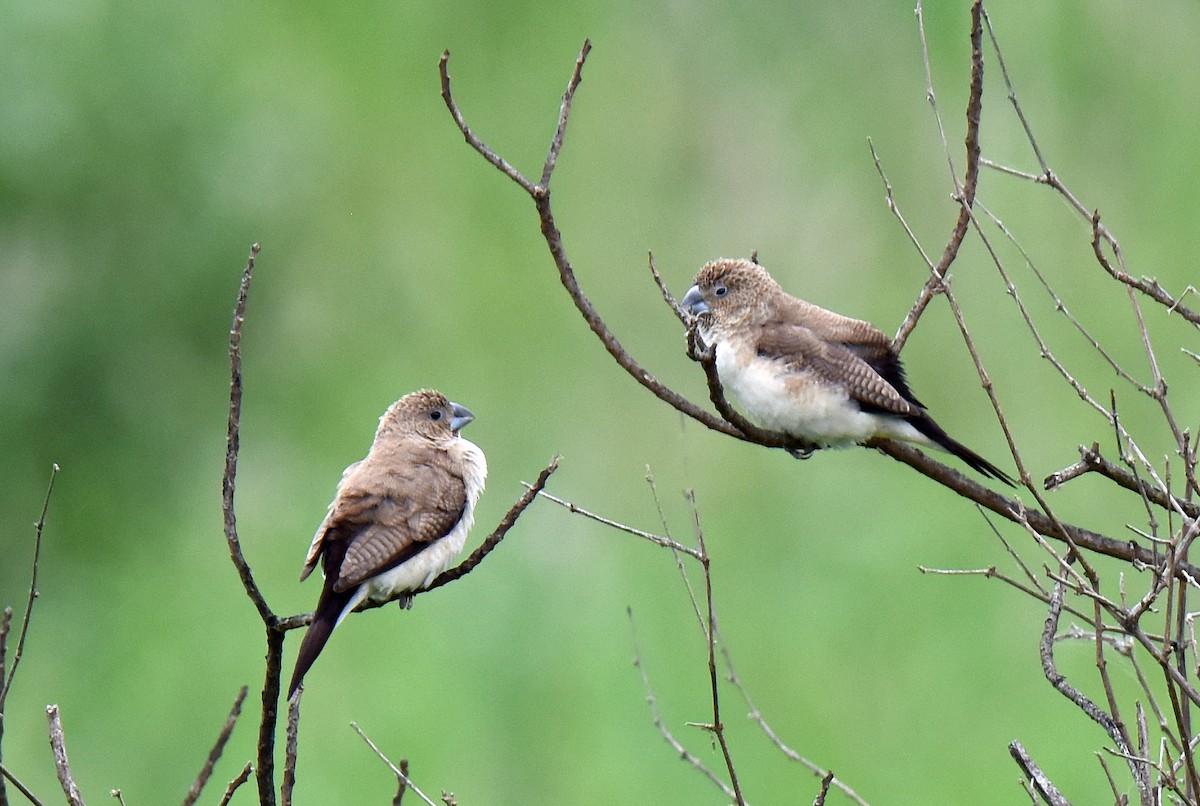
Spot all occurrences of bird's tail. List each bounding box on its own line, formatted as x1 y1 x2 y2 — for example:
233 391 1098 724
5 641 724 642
288 584 354 699
911 416 1016 487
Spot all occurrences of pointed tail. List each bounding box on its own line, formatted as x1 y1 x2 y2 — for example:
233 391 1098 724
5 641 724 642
288 585 354 699
911 415 1016 487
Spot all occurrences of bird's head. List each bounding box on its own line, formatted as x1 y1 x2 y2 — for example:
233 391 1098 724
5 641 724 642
378 389 475 442
682 258 779 331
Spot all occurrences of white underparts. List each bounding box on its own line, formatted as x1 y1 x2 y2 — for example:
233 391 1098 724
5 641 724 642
336 438 488 626
713 341 935 449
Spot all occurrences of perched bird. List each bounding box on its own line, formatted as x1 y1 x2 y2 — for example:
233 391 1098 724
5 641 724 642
681 258 1014 485
288 389 488 699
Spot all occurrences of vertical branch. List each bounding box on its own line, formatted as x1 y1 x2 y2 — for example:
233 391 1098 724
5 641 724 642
1 464 60 806
46 706 84 806
222 243 286 804
223 243 276 624
690 498 745 806
894 0 985 350
0 464 60 710
281 692 300 806
256 629 285 806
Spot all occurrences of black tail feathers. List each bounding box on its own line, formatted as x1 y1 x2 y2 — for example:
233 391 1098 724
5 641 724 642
288 585 354 699
911 415 1016 487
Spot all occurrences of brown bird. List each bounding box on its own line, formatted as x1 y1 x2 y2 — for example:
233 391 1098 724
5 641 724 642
681 258 1014 485
288 389 488 698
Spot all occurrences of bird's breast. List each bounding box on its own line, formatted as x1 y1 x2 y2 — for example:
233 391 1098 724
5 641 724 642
714 343 883 446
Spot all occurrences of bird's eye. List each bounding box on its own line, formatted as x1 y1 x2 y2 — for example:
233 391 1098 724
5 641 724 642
714 284 728 298
429 410 443 421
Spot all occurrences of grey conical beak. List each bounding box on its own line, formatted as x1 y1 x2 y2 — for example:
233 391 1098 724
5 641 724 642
449 402 475 433
681 285 709 316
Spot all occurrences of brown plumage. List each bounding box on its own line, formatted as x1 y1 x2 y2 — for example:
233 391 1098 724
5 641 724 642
681 258 1014 485
288 389 488 699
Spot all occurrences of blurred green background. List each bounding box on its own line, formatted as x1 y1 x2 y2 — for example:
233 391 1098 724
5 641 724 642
3 1 1198 803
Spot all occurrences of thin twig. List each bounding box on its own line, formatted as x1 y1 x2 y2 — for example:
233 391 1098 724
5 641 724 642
46 705 84 806
1009 741 1072 806
627 608 739 802
425 457 561 592
280 689 300 806
644 470 705 633
532 488 702 560
874 439 1200 579
350 724 439 806
222 242 276 625
812 773 835 806
0 762 45 806
439 42 746 444
720 631 870 805
393 758 410 806
893 0 985 351
182 686 248 806
218 763 253 806
222 244 285 806
688 504 746 805
1040 583 1150 797
0 464 60 711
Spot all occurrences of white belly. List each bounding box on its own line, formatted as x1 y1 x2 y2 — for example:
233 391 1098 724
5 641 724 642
342 438 488 620
715 346 927 447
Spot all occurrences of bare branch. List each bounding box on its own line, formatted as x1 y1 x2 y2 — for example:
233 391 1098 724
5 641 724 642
425 457 561 592
1039 583 1150 797
350 723 439 806
218 763 253 806
182 686 248 806
222 242 277 627
1009 741 1072 806
255 629 285 805
688 505 746 805
627 608 739 802
532 487 702 560
439 42 746 443
0 762 45 806
893 0 985 351
46 706 84 806
281 690 299 806
393 758 410 806
720 628 870 805
219 243 287 805
0 464 60 712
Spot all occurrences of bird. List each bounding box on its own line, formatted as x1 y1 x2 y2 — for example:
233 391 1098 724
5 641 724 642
287 389 488 699
680 258 1015 486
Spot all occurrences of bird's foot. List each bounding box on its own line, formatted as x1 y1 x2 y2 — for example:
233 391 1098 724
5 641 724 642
786 446 816 460
397 594 414 610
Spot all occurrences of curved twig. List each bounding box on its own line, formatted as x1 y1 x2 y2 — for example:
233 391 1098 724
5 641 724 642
182 686 248 806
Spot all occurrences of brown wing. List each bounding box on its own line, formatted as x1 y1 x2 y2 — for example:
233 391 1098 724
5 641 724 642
754 321 920 417
322 441 467 592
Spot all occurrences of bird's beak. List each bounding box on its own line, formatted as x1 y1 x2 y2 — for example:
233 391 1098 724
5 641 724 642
449 402 475 433
681 285 708 316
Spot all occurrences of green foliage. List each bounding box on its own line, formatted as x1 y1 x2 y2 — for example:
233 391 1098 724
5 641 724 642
2 1 1198 803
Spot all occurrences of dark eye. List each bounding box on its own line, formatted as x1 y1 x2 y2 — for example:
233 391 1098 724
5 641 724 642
714 284 728 298
429 410 443 421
